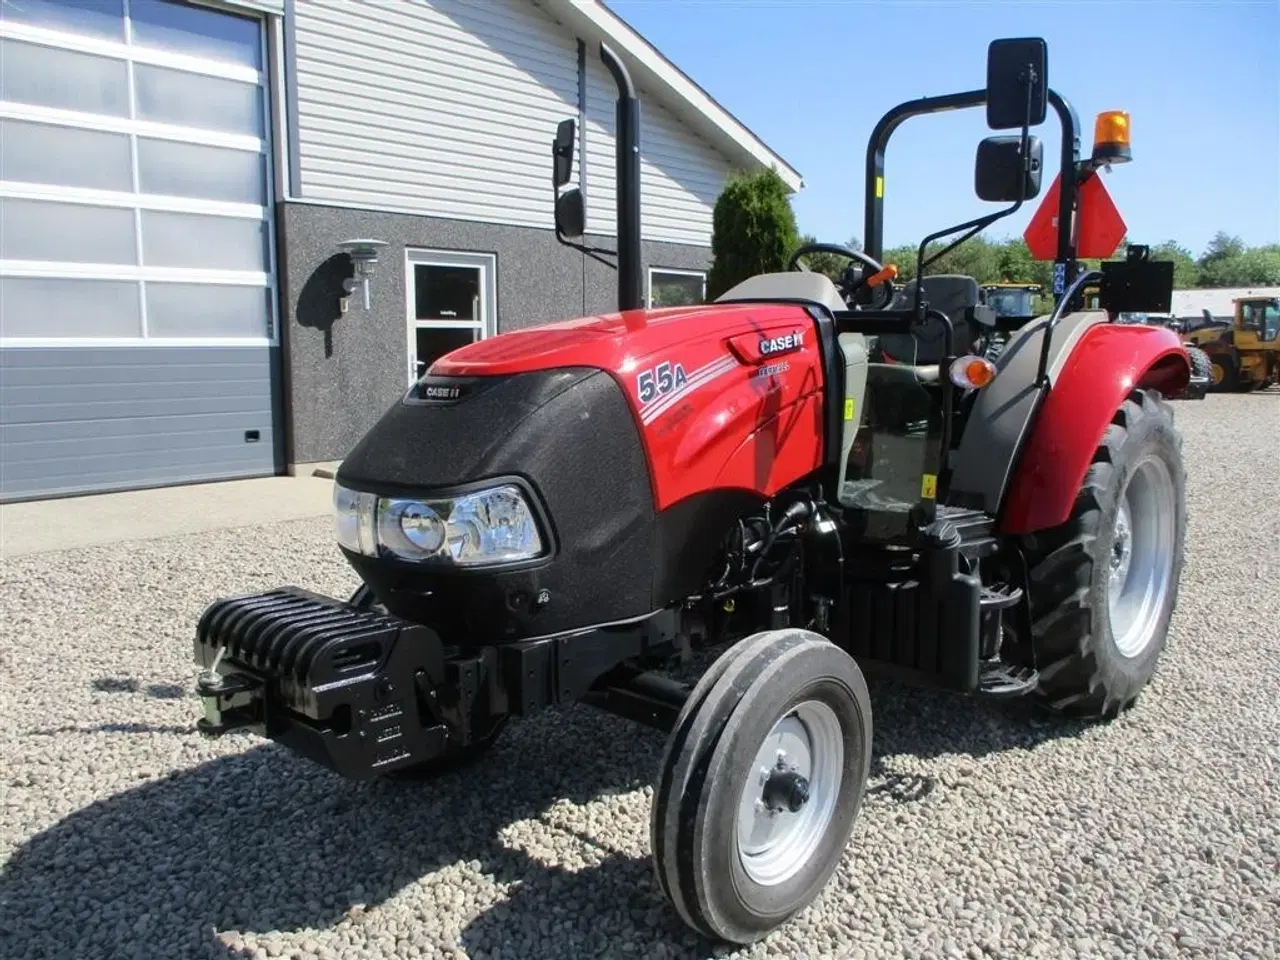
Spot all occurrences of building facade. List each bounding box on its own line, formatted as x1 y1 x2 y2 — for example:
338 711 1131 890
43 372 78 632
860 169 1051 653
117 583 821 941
0 0 801 501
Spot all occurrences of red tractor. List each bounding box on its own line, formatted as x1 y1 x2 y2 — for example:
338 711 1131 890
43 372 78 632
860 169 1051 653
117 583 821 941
193 38 1190 945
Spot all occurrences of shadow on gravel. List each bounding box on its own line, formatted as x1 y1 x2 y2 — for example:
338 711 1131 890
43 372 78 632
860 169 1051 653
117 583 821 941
2 668 1087 960
91 675 190 700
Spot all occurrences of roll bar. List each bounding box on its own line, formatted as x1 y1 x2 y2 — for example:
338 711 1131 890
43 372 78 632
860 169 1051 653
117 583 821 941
862 88 1084 301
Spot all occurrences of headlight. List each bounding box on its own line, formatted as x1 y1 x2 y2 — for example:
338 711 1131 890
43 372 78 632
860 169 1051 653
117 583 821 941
333 481 547 566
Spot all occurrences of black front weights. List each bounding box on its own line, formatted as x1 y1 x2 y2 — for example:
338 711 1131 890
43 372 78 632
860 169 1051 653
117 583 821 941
191 586 688 780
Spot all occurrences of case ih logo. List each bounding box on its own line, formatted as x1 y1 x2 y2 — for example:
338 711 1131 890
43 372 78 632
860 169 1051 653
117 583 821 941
418 380 468 402
759 330 804 356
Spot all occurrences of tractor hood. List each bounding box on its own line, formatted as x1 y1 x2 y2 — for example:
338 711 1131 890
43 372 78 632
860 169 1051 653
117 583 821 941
427 302 807 380
331 298 825 644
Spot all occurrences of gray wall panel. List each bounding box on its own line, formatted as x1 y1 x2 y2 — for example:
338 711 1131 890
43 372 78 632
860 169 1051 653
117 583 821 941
279 201 712 466
0 345 280 502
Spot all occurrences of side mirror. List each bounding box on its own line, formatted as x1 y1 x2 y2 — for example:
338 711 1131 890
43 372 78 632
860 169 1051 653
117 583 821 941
552 118 575 187
975 134 1043 202
986 37 1048 130
555 188 585 240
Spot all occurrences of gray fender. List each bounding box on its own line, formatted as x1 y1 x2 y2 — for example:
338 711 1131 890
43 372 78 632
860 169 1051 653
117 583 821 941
949 310 1108 516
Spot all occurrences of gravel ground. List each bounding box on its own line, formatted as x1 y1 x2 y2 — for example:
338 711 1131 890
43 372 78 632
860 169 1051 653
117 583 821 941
2 391 1278 960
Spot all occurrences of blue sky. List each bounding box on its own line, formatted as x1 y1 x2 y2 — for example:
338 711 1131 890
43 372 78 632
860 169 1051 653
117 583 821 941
609 0 1280 257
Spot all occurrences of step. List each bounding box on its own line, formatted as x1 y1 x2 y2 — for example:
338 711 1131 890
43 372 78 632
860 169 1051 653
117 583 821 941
978 660 1039 698
979 582 1024 612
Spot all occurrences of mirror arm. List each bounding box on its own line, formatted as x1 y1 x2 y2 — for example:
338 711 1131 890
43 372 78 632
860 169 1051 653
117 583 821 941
912 71 1039 314
917 211 1007 272
554 223 619 268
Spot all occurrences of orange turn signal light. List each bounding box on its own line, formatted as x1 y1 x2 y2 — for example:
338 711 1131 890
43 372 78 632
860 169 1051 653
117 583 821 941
1092 110 1132 164
950 354 998 390
865 264 898 288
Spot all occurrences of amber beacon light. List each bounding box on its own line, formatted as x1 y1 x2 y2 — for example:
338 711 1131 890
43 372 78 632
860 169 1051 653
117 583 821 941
1092 110 1132 165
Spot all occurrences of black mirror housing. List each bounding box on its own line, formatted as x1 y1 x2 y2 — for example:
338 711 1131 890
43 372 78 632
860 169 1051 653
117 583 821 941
975 134 1043 203
552 118 575 187
555 188 585 240
986 37 1048 130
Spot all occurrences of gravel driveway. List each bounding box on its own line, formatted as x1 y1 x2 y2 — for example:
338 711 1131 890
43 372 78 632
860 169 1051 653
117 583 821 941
2 392 1278 960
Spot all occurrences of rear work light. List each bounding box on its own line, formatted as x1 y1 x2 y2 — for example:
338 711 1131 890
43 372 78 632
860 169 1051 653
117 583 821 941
949 354 998 390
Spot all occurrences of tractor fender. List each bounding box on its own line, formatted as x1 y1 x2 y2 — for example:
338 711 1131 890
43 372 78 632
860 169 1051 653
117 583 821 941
998 322 1190 536
950 310 1107 517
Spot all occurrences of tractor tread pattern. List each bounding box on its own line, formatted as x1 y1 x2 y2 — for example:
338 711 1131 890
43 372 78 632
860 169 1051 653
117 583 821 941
650 629 808 936
1185 346 1212 381
1020 388 1182 719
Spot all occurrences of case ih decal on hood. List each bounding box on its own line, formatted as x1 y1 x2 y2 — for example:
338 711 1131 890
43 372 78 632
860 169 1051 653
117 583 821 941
760 330 805 356
727 327 808 365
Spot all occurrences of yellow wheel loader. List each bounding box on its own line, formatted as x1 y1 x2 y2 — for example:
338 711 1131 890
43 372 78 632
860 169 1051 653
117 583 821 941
1186 296 1280 392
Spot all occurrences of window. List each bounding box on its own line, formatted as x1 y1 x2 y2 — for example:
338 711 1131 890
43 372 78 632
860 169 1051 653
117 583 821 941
405 249 496 384
0 0 275 344
648 268 706 308
1261 301 1280 343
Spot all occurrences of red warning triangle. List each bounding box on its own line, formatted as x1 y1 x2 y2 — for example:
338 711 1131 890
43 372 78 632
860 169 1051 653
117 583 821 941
1075 174 1127 259
1023 174 1062 261
1023 172 1128 261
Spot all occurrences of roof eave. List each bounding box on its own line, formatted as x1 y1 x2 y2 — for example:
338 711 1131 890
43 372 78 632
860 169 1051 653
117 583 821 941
533 0 804 192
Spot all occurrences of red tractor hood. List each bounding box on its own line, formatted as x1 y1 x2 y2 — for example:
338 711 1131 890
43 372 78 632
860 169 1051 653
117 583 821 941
430 303 813 379
427 299 828 513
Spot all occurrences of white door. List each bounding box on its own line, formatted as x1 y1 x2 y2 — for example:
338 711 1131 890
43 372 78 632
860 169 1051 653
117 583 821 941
405 249 495 384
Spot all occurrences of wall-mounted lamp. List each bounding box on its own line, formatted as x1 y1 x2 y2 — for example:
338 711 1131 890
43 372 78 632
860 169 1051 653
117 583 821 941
336 238 388 313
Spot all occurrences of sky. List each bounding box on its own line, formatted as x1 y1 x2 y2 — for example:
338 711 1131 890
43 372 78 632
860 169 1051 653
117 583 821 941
608 0 1280 258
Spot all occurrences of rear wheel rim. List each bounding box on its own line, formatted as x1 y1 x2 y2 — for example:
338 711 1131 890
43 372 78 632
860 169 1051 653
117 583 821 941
1108 455 1177 658
735 699 844 887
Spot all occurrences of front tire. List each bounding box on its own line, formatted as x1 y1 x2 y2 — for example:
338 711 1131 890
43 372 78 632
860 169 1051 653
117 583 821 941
1208 352 1237 392
651 629 872 945
1020 388 1187 719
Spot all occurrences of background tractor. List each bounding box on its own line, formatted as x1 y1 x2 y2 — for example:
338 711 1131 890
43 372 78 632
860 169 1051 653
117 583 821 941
981 281 1043 319
1185 295 1280 391
190 37 1189 946
1111 309 1213 398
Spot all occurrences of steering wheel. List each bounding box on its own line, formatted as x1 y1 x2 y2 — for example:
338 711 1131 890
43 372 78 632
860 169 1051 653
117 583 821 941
787 242 897 310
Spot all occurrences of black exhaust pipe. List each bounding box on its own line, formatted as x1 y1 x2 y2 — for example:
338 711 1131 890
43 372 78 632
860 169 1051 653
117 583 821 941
600 41 644 312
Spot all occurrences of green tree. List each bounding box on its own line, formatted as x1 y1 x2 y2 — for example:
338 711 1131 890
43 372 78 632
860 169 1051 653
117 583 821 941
1149 240 1199 288
706 167 800 300
788 225 1277 295
1198 245 1280 286
1198 231 1246 269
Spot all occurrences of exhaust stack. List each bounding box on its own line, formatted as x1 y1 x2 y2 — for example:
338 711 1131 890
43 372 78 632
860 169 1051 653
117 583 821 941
551 42 644 313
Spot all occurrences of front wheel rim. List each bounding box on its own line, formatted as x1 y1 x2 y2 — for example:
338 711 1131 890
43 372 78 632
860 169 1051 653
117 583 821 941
1107 455 1177 658
735 699 844 887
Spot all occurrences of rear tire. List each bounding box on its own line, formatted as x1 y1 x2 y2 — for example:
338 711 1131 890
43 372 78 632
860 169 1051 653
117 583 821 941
651 629 872 945
1019 388 1187 719
1184 347 1212 399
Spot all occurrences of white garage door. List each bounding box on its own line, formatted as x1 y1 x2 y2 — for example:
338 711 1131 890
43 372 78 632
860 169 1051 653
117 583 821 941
0 0 279 502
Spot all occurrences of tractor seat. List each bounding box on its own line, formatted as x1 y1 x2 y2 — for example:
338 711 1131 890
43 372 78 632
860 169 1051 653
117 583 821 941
876 274 988 368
